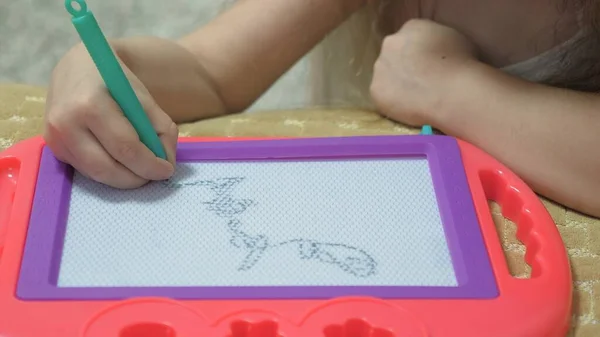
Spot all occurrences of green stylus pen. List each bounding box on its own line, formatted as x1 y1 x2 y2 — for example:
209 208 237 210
65 0 167 159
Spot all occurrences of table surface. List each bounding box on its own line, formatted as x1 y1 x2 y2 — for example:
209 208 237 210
1 82 599 337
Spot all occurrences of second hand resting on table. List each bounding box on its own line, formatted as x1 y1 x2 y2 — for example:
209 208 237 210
370 19 600 217
43 0 600 217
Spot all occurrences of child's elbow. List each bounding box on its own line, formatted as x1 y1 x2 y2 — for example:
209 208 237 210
586 191 600 219
580 203 600 219
578 194 600 218
573 174 600 219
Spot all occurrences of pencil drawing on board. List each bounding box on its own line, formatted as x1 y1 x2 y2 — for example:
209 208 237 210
162 177 377 278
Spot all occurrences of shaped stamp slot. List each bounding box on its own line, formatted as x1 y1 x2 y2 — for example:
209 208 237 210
323 318 395 337
228 319 282 337
120 322 177 337
301 299 428 337
211 311 291 337
83 299 210 337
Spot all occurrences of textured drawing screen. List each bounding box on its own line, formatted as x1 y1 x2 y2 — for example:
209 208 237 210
57 159 457 288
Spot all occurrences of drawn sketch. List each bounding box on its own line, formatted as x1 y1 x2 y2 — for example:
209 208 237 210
162 177 377 278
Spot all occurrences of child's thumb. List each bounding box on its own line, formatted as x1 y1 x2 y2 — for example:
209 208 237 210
141 97 179 166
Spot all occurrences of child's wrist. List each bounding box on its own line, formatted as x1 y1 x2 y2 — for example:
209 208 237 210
108 38 136 66
339 0 368 14
430 60 495 132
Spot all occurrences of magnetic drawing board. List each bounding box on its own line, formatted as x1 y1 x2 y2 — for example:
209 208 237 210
17 135 496 300
0 135 573 337
60 158 455 288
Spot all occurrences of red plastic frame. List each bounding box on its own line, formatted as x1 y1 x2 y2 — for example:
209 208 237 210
0 136 571 337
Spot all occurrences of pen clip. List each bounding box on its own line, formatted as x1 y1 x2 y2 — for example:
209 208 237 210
65 0 88 18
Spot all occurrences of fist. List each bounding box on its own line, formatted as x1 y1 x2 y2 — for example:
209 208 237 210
370 19 478 127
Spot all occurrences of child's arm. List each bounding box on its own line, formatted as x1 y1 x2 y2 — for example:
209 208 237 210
177 0 366 116
44 0 365 189
370 19 600 217
113 0 366 124
437 64 600 217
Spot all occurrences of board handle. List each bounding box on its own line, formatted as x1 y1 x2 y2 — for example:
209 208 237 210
457 139 571 285
0 158 19 258
0 137 45 259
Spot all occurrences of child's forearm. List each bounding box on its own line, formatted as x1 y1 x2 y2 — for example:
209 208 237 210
435 63 600 217
177 0 366 113
110 37 230 124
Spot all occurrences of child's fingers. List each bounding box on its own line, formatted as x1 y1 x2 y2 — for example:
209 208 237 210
47 143 89 180
160 121 179 165
47 143 74 167
43 129 72 164
85 100 174 182
121 62 179 166
63 128 149 189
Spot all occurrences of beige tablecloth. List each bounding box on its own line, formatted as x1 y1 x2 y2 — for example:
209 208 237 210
1 83 599 336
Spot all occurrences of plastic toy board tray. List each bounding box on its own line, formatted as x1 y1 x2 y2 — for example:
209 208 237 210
0 135 571 337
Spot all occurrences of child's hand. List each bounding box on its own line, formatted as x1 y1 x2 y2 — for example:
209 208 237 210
44 41 178 189
370 19 478 127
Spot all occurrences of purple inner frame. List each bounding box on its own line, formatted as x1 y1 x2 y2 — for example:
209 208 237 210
17 135 498 301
